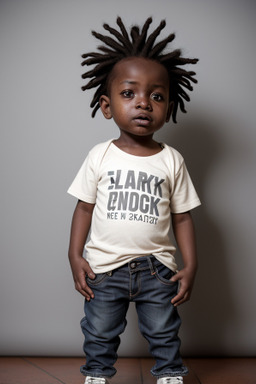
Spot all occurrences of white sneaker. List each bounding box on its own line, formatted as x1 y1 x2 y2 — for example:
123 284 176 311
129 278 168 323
157 377 183 384
84 377 109 384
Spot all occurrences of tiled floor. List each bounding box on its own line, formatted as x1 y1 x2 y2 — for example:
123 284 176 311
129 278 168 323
0 357 256 384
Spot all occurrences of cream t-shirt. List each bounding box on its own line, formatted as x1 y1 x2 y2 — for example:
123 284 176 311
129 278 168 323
68 139 201 273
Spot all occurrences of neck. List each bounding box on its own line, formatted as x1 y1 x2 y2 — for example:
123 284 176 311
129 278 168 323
113 133 162 156
115 132 156 148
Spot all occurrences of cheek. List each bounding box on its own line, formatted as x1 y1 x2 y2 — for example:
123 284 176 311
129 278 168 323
111 102 130 118
109 106 128 127
156 105 169 120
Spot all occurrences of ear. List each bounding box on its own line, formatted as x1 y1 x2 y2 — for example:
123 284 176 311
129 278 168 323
100 95 112 120
166 101 174 123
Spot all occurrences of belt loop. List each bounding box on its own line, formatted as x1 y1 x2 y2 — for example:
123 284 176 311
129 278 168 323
148 255 156 275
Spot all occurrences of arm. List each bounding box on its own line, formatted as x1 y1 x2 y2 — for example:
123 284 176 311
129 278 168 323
170 211 198 306
68 200 96 300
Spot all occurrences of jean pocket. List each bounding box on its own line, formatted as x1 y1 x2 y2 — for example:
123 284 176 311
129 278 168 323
154 263 176 286
86 273 108 286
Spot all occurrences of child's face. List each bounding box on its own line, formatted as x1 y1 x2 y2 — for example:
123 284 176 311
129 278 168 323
100 57 173 138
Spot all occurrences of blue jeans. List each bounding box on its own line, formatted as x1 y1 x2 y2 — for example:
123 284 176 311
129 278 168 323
80 256 188 378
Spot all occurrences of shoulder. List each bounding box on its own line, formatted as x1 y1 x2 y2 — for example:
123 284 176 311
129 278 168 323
162 143 184 167
88 139 114 156
86 139 114 163
83 139 115 176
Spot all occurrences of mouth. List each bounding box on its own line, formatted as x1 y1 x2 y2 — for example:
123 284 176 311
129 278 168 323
133 114 152 126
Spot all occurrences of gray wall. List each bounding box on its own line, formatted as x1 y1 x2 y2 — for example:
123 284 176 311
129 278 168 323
1 0 255 357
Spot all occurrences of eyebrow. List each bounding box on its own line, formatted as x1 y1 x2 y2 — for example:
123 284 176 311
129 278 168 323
120 81 138 86
120 80 167 89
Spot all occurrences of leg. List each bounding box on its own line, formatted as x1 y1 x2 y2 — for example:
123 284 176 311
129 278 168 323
134 258 188 378
80 270 130 378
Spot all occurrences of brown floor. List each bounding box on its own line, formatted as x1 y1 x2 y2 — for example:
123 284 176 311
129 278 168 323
0 357 256 384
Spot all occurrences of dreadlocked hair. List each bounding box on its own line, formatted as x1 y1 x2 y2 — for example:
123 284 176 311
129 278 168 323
81 17 198 123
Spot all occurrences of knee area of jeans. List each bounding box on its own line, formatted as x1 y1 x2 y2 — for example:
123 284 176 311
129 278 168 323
81 314 127 336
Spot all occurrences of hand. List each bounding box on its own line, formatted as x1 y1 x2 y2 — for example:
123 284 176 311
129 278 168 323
170 267 196 306
70 257 95 301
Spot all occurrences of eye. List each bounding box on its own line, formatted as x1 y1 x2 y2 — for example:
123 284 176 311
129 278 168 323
151 93 164 102
121 90 134 98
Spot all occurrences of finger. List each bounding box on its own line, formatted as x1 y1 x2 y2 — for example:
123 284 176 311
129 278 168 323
171 291 189 306
83 263 96 279
75 278 94 300
81 282 95 300
173 297 187 306
171 293 182 306
76 285 91 300
170 272 182 283
77 286 94 301
171 287 187 303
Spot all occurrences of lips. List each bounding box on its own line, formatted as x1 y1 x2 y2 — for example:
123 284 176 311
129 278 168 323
133 114 152 126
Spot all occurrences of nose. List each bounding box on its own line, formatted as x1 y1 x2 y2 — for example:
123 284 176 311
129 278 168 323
136 94 152 110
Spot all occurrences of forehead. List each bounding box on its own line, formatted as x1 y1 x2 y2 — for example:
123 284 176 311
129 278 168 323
110 57 170 86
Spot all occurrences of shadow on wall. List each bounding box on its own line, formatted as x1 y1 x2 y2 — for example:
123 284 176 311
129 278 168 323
166 116 236 356
119 115 237 357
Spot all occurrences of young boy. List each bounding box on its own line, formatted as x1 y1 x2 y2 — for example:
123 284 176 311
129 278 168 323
68 17 201 384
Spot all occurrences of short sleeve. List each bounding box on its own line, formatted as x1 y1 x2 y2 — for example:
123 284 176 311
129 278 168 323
67 153 98 203
170 160 201 213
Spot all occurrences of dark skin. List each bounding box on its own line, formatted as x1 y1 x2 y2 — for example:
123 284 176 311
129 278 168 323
68 57 198 305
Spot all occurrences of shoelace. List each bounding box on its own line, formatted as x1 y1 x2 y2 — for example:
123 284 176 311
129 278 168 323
87 378 106 384
160 378 183 384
